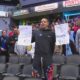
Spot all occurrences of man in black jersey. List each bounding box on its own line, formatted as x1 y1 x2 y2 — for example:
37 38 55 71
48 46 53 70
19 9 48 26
32 18 55 80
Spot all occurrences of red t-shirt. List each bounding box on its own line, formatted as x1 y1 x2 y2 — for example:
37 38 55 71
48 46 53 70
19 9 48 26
72 25 80 32
9 31 14 37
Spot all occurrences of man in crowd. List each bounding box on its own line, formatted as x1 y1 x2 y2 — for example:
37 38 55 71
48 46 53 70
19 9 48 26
32 18 55 80
76 27 80 54
0 30 9 62
8 27 19 55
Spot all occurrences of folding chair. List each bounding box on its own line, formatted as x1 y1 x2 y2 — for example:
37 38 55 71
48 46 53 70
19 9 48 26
0 63 6 74
3 76 19 80
18 55 32 66
8 55 19 64
3 64 21 76
53 55 66 75
59 64 79 80
0 56 6 63
66 55 80 65
19 64 32 78
53 55 65 65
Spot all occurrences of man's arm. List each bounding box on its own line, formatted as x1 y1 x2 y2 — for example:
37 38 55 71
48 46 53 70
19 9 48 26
52 32 56 53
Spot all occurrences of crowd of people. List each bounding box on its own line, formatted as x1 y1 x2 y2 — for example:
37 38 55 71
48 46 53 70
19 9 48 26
0 17 80 80
0 27 19 62
32 17 80 56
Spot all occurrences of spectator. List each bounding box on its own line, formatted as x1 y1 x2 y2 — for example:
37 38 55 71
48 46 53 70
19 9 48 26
62 23 78 55
75 27 80 55
54 19 63 55
69 25 78 55
72 19 80 39
0 30 9 62
32 23 36 30
8 27 19 55
50 22 55 32
32 18 55 80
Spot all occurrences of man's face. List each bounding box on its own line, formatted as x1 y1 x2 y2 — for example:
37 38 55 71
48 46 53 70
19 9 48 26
40 18 49 29
13 28 18 34
2 31 6 36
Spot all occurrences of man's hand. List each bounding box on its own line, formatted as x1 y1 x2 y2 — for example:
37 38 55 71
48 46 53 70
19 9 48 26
1 47 6 51
10 41 15 44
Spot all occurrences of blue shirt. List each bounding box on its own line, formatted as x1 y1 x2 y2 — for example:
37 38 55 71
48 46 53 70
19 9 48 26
0 36 8 49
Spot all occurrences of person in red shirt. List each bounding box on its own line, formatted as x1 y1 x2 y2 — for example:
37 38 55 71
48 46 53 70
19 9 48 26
72 19 80 39
8 27 19 55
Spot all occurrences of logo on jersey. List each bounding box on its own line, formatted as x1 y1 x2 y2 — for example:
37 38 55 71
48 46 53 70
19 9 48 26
39 34 42 36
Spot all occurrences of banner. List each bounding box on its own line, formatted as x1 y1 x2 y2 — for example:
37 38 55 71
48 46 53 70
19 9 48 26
27 42 35 59
55 23 69 45
17 25 32 46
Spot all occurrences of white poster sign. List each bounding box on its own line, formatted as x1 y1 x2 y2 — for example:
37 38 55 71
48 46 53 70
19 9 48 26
55 23 69 45
27 42 35 59
17 25 32 46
